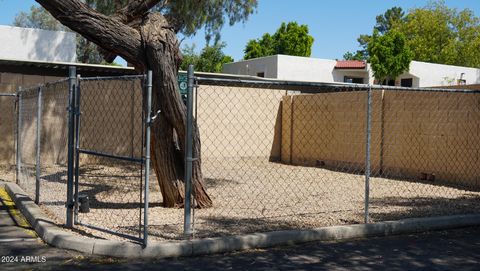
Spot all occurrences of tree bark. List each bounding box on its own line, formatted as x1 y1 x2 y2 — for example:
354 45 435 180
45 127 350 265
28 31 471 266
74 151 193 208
36 0 212 208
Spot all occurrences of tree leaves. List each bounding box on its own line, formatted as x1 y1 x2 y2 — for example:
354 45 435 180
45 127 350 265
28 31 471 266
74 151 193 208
243 21 314 60
180 43 233 73
368 29 413 82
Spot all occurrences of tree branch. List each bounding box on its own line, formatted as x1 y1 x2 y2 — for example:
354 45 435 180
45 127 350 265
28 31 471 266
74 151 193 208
114 0 163 23
36 0 146 68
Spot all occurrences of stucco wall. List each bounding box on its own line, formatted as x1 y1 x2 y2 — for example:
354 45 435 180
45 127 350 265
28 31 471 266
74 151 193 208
0 25 76 62
276 55 337 82
222 56 480 87
281 91 480 187
409 61 480 87
197 84 285 159
222 56 278 78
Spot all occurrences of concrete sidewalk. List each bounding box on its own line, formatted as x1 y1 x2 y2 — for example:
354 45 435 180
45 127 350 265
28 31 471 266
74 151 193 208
1 183 479 270
0 186 87 271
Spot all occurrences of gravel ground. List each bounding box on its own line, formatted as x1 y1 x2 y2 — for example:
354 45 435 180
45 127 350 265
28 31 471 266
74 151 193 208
12 158 480 242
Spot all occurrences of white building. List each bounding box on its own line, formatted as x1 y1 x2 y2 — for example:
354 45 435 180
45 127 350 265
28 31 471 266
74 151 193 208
0 25 76 63
223 55 480 87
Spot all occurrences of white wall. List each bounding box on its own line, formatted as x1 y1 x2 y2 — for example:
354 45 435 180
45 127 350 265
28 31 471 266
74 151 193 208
222 55 480 87
276 55 337 82
407 61 480 87
222 55 278 78
0 25 76 62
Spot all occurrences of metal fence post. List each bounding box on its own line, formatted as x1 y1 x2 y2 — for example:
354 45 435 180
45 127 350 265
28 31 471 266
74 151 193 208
184 65 194 238
16 88 22 185
143 70 153 246
74 75 81 225
35 86 43 204
364 85 372 224
66 66 76 228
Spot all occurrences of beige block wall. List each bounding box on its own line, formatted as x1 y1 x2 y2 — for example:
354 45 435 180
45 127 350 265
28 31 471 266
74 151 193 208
78 79 144 163
197 85 285 159
281 90 480 187
0 73 64 166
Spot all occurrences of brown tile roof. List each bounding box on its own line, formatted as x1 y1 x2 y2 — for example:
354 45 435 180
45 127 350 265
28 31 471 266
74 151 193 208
335 60 366 69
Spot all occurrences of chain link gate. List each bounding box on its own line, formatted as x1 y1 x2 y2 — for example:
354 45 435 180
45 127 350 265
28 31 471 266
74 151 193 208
73 73 152 244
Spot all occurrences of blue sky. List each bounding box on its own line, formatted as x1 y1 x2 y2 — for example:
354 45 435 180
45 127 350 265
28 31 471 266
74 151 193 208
1 0 479 63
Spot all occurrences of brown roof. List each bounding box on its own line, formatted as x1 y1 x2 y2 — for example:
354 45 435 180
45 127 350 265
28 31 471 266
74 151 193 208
335 60 366 69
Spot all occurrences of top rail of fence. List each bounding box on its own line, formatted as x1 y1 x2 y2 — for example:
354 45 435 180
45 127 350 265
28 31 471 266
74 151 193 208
195 76 480 94
0 93 16 97
78 74 145 81
16 78 69 95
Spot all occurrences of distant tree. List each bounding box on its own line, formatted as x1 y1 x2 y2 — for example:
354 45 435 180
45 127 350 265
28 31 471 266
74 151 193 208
368 29 412 84
180 43 234 73
244 21 314 59
395 1 480 67
180 44 201 71
14 5 64 31
343 51 364 61
374 6 406 34
346 7 405 61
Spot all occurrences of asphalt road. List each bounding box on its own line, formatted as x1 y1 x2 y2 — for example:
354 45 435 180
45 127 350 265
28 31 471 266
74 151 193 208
1 187 480 271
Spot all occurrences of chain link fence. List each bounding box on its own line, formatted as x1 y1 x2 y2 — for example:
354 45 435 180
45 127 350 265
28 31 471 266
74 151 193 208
368 89 480 222
11 68 480 244
181 77 480 239
17 86 40 201
16 80 70 219
75 75 150 242
0 92 16 182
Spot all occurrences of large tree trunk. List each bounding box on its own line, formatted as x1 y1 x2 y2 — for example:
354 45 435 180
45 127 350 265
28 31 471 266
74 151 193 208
36 0 212 208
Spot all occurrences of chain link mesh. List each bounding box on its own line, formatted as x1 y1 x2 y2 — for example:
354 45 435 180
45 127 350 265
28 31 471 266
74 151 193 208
38 80 70 223
0 93 16 182
185 80 480 239
12 73 480 242
75 76 147 241
188 82 367 238
17 87 39 199
369 89 480 221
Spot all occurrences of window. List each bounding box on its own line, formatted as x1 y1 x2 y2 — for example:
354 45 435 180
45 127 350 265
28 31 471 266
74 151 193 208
382 79 396 86
401 78 413 87
256 72 265 78
344 76 364 84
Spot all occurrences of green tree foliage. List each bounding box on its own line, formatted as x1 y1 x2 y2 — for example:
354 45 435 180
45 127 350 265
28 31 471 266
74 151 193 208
347 1 480 67
180 43 234 73
396 1 480 67
344 7 405 60
343 51 365 61
158 0 257 44
244 21 314 59
374 6 405 34
368 29 413 83
14 5 65 31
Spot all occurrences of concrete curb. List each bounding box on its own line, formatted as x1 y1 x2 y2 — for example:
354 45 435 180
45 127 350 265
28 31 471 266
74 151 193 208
5 182 480 259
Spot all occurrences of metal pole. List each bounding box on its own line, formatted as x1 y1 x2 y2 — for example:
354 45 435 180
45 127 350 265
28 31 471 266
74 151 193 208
364 85 372 224
143 70 153 246
16 88 22 185
66 66 76 228
184 65 194 238
35 87 43 204
74 75 81 224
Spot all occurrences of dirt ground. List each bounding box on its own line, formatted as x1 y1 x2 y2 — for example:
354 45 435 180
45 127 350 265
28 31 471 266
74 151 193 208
10 158 480 242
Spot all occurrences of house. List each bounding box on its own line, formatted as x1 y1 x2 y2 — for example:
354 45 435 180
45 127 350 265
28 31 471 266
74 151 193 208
223 55 480 88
